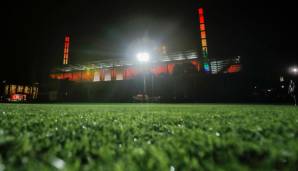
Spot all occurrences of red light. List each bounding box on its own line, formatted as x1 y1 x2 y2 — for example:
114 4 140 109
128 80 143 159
65 36 70 42
10 94 26 101
199 16 205 23
124 67 138 80
227 65 241 73
167 63 175 74
198 8 204 15
72 72 82 81
63 72 73 80
49 74 56 79
151 65 168 75
111 69 117 80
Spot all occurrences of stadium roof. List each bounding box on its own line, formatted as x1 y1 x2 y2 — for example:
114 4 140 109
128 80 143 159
53 50 199 72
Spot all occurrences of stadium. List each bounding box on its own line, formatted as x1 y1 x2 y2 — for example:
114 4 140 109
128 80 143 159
47 7 241 102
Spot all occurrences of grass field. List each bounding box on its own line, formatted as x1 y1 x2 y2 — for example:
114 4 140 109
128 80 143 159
0 104 298 171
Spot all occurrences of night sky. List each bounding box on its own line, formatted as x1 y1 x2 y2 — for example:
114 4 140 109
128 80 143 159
2 0 297 83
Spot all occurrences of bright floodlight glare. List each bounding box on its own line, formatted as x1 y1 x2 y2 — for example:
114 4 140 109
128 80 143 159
290 66 298 74
136 52 150 62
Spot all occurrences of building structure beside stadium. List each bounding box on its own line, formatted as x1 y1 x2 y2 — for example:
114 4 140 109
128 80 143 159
0 81 39 102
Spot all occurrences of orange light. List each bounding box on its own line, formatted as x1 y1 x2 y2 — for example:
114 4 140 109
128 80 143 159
191 60 200 71
200 24 205 31
82 70 94 81
201 31 206 39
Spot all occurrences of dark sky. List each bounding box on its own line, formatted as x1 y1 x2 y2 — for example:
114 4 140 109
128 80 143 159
2 0 297 83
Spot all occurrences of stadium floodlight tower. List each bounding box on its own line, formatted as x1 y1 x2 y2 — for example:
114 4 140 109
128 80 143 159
136 52 150 96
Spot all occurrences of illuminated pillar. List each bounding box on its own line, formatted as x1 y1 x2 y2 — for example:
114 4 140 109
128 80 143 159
100 69 105 81
111 68 117 81
116 68 124 80
93 70 100 82
104 69 111 81
63 36 70 65
198 8 210 72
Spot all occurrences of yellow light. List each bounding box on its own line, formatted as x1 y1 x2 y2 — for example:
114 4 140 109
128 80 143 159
201 39 207 47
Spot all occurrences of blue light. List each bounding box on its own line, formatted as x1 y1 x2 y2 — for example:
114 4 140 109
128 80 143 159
204 63 210 72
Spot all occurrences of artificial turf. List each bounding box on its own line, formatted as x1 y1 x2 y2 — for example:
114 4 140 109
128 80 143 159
0 104 297 171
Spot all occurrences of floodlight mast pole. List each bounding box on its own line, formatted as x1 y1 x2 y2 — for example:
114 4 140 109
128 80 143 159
136 52 150 96
141 63 148 96
151 74 154 97
143 72 146 95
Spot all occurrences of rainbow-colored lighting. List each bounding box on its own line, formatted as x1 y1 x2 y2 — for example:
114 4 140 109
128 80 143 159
198 8 209 72
63 36 70 65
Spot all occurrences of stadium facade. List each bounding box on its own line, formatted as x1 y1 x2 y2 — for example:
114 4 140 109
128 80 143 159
50 8 241 83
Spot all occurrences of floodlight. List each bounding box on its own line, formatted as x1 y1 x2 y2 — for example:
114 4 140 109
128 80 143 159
136 52 150 62
289 66 298 75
